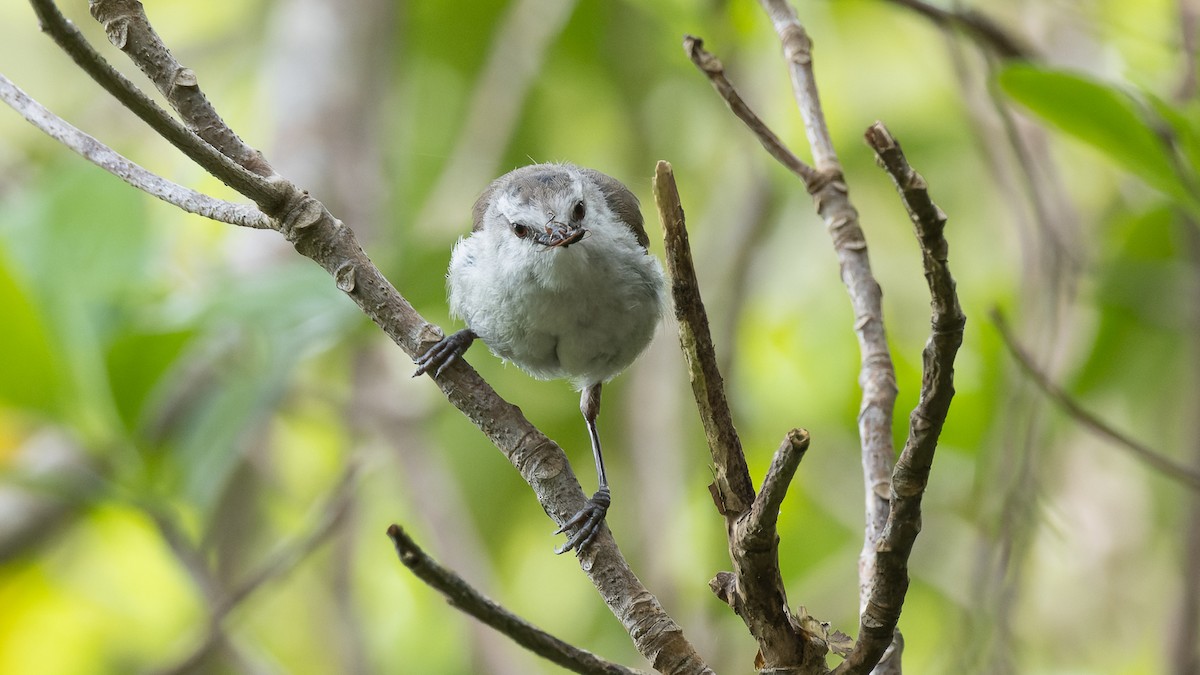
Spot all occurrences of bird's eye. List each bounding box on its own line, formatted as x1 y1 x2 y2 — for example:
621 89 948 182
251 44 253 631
572 200 586 222
512 222 529 238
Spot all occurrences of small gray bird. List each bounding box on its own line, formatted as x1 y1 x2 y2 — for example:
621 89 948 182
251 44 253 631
414 163 666 554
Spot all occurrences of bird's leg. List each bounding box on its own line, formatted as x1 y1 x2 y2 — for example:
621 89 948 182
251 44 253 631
555 382 611 555
412 328 477 378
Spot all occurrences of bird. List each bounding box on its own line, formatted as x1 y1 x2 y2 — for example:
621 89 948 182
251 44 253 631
413 162 666 555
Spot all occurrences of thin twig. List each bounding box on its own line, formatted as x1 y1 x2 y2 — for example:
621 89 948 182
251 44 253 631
723 429 828 670
1171 219 1200 675
880 0 1033 60
387 525 646 675
992 310 1200 491
28 0 281 208
89 0 273 176
745 429 809 543
757 0 838 172
653 160 755 516
0 74 270 229
682 36 817 186
153 461 361 675
1178 0 1200 101
837 122 966 675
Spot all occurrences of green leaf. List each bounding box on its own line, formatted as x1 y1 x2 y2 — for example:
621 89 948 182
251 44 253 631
998 64 1187 202
0 253 62 414
104 328 195 433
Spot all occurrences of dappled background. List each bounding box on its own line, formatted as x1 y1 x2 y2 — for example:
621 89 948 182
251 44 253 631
1 0 1197 673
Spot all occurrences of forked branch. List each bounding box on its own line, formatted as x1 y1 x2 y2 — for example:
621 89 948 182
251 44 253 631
833 122 966 675
656 161 827 671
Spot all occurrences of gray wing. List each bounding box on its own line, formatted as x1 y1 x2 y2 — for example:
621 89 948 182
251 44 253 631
471 176 503 232
578 167 649 249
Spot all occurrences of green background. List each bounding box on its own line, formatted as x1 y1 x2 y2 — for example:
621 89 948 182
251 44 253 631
1 0 1197 673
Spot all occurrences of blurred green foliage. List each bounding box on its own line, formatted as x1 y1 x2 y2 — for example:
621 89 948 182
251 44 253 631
1 1 1198 674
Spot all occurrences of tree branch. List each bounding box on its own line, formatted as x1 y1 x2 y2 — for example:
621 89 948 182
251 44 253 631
656 161 827 671
879 0 1033 60
755 0 900 637
29 0 281 208
88 0 273 176
682 36 818 186
387 525 646 675
27 0 712 670
992 310 1200 491
152 461 361 675
836 122 966 675
0 73 269 229
726 430 827 671
653 160 755 516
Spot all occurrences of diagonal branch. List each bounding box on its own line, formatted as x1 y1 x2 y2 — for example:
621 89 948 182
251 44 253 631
387 525 647 675
654 160 755 516
835 122 966 675
879 0 1033 60
727 430 826 669
28 0 713 671
756 0 901 636
29 0 281 208
0 73 269 229
682 36 817 186
87 0 273 176
992 310 1200 491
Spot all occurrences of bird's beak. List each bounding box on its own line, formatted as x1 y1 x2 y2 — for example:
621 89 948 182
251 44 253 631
534 222 587 249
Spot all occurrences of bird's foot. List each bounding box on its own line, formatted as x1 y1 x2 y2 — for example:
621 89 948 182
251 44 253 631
413 329 476 378
554 487 611 555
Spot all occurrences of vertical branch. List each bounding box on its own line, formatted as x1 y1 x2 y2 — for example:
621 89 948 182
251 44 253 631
1172 218 1200 675
755 0 900 624
654 160 756 516
656 161 828 671
835 123 966 675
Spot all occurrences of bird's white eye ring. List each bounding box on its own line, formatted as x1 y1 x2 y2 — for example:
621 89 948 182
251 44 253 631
572 200 586 222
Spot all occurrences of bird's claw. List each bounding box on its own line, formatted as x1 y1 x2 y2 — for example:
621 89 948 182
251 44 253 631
413 329 476 378
554 487 611 555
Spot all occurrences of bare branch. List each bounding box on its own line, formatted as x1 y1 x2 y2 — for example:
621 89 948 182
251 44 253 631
880 0 1033 60
746 429 809 541
836 122 966 675
88 0 273 176
387 525 647 675
0 73 269 229
992 310 1200 491
682 36 818 186
756 0 839 172
653 160 755 515
656 161 826 670
724 430 828 671
753 0 901 630
153 461 361 675
1178 0 1200 101
28 0 281 208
